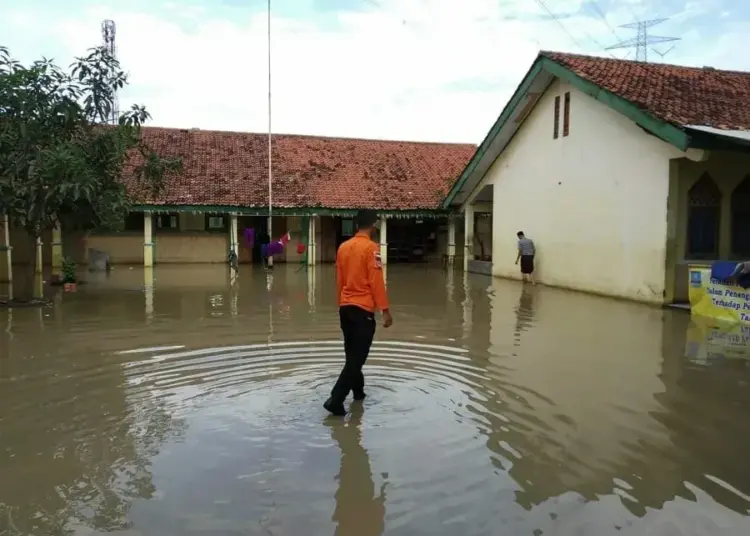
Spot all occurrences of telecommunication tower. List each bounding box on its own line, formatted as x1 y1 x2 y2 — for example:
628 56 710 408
606 18 680 62
101 19 119 125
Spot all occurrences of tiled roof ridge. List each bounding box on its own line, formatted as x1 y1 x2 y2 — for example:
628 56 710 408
138 126 477 149
539 50 750 77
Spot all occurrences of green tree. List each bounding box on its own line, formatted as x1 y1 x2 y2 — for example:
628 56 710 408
0 45 180 299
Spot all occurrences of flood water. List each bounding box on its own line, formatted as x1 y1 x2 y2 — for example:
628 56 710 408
1 264 750 536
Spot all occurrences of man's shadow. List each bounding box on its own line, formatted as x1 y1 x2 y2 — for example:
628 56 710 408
325 406 386 536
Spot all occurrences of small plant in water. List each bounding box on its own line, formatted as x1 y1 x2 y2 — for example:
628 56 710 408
61 257 77 284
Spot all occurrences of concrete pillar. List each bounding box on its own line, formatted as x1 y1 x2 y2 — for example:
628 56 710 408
51 223 63 278
33 273 43 299
267 215 274 269
463 205 475 271
379 216 388 265
446 261 455 302
34 236 43 274
144 266 154 322
308 215 317 266
229 213 239 261
447 216 456 265
0 214 11 284
144 212 154 267
307 260 316 309
462 270 472 339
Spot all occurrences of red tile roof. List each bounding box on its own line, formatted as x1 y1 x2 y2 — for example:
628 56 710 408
125 127 476 211
542 51 750 131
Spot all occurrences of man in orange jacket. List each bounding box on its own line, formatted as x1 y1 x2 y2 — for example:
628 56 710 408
325 210 393 416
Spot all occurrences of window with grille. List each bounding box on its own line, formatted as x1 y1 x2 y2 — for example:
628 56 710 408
207 216 227 230
686 173 721 259
156 214 179 230
731 176 750 257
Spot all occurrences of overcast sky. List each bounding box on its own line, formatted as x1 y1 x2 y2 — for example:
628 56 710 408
1 0 747 143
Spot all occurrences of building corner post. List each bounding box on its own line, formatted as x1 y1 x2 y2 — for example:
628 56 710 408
379 215 388 265
308 215 317 266
447 215 456 265
35 236 43 275
0 214 12 284
144 212 154 267
51 222 63 278
229 213 239 265
463 205 475 272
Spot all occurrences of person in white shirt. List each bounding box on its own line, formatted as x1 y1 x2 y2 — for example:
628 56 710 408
515 231 536 285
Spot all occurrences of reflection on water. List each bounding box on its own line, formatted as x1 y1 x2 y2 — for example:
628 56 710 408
685 316 750 364
328 406 386 536
1 264 750 535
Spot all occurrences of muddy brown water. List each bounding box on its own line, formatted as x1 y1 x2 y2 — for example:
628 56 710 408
1 265 750 536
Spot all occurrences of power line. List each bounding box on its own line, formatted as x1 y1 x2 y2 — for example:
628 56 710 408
533 0 628 59
532 0 587 52
588 1 621 41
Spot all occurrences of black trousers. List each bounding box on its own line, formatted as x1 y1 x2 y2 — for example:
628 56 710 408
330 305 376 403
520 255 535 275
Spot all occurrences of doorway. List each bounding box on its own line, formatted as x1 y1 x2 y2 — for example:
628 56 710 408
239 216 269 265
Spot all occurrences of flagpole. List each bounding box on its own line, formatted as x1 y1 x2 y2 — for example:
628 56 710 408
266 0 274 269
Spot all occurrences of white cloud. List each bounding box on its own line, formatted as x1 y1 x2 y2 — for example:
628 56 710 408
2 0 749 143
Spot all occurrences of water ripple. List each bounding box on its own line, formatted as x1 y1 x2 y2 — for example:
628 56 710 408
3 266 750 535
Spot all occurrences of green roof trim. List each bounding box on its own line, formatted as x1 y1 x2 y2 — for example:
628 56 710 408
441 55 693 208
133 204 451 219
441 59 544 209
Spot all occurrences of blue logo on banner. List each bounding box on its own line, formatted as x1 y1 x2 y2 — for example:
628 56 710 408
690 270 702 287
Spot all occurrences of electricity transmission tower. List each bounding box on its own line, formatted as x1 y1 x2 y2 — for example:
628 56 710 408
606 18 680 62
101 19 119 125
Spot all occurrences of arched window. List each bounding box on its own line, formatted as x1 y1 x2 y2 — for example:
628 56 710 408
686 173 721 259
731 176 750 257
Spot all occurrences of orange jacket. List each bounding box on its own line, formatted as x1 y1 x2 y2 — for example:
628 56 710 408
336 231 390 313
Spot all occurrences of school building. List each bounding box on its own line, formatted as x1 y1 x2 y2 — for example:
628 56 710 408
0 127 475 279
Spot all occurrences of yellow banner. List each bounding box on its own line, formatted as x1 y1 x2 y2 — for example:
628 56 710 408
688 267 750 325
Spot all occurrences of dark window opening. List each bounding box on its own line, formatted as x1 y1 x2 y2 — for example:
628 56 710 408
386 218 438 263
563 92 571 137
155 213 180 230
124 212 144 231
553 96 560 139
341 218 354 237
473 212 492 262
686 173 721 259
731 176 750 257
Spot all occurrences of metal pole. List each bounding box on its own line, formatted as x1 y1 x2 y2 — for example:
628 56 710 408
266 0 274 269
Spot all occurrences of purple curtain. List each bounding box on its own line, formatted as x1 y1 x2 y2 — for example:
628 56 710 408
244 228 255 248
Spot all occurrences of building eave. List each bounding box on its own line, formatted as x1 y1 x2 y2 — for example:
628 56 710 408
132 204 452 218
683 125 750 152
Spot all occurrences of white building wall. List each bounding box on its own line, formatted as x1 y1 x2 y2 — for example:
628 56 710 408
483 78 685 303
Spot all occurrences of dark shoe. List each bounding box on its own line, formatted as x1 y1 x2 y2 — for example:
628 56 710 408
353 391 367 401
324 397 346 416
